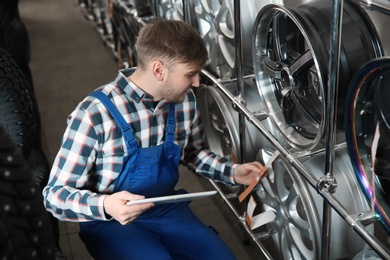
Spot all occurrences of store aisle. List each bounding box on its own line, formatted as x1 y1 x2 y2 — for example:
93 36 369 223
18 0 262 259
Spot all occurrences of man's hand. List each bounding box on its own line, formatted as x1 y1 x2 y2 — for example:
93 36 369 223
103 191 154 225
234 161 264 185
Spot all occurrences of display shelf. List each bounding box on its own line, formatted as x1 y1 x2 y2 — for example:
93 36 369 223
207 1 390 258
201 67 390 259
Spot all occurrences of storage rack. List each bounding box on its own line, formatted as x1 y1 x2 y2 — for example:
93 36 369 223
206 0 390 259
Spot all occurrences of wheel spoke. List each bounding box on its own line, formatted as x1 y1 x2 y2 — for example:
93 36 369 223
210 109 226 134
263 57 282 79
257 176 278 208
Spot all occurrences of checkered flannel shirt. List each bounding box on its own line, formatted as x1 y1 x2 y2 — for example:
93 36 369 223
42 68 237 221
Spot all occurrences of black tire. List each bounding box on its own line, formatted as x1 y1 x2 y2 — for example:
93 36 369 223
0 125 55 259
12 11 34 89
0 2 16 56
0 0 19 19
26 148 50 192
0 47 37 158
0 2 33 88
26 146 63 256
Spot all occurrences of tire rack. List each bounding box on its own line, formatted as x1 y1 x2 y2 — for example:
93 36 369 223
73 0 390 259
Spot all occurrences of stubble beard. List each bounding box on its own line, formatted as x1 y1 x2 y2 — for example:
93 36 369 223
161 77 188 103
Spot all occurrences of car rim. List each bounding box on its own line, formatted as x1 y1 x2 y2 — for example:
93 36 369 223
345 57 390 235
253 1 383 150
196 83 239 163
190 0 282 79
257 148 371 259
154 0 184 20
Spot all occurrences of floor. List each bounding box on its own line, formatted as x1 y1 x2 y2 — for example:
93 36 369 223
18 0 262 259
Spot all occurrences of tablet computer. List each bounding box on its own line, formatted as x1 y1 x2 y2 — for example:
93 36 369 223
126 190 218 206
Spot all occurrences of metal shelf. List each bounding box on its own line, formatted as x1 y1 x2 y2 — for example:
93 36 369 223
204 0 390 259
351 0 390 14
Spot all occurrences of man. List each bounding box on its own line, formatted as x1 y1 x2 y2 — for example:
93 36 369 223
43 19 263 259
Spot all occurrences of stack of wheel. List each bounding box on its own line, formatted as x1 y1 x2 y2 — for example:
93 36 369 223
74 0 154 69
0 1 60 258
251 1 387 258
252 1 382 259
76 0 115 51
110 0 153 69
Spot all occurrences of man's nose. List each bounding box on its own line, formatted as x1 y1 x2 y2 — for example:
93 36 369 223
191 73 200 88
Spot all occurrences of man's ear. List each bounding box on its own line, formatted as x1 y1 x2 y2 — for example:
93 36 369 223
151 60 164 81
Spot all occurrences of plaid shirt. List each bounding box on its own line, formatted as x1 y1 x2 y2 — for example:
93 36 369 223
43 68 237 222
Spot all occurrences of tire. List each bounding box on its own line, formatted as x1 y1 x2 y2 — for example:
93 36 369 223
12 12 34 89
26 148 51 192
0 0 19 19
0 125 55 260
0 47 37 158
0 2 16 56
26 145 63 257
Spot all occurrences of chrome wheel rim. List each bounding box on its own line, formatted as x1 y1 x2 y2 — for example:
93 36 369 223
257 148 371 259
196 83 240 162
345 57 390 235
154 0 184 20
191 0 282 79
197 73 285 163
193 0 235 78
253 4 325 150
253 2 383 150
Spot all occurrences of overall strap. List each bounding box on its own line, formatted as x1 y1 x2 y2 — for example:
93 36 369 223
164 103 176 145
89 90 138 153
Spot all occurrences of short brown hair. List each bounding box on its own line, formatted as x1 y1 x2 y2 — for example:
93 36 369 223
136 19 208 71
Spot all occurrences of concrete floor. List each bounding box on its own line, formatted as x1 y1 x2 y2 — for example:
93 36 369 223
18 0 263 259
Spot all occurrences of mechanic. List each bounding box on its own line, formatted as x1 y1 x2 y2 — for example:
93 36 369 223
43 18 263 259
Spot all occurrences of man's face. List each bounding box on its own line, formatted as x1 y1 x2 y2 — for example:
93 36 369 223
160 62 201 103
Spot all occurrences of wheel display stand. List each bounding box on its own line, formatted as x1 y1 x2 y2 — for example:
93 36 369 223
74 0 390 258
205 0 390 259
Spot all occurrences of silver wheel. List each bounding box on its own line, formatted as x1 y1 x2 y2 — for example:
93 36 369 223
197 74 284 163
154 0 184 20
193 0 235 78
196 83 240 163
257 148 371 259
253 2 382 150
191 0 282 79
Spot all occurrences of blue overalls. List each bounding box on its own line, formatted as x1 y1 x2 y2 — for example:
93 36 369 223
79 90 236 260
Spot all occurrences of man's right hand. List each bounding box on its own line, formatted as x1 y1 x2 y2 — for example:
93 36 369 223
103 191 154 225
